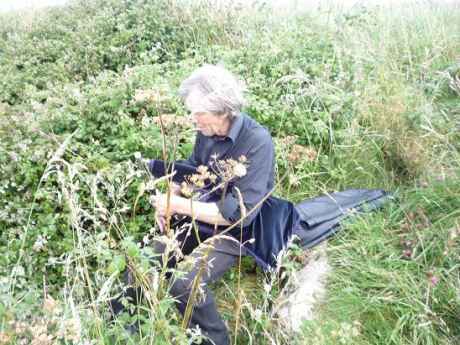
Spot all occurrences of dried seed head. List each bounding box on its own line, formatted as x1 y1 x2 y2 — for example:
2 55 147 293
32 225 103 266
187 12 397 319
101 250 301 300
0 332 11 344
288 144 317 163
180 182 194 198
233 162 247 177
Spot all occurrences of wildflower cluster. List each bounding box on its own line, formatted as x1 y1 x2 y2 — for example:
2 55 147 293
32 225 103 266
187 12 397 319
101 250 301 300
133 88 166 104
276 135 317 164
288 144 317 163
211 155 248 180
180 165 218 198
1 297 84 345
152 114 192 130
178 156 248 199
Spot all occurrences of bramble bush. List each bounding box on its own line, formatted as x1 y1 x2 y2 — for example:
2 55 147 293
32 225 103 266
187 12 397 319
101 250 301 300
0 0 459 344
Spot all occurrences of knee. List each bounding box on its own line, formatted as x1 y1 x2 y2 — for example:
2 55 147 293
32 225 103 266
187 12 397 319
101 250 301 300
149 240 178 269
170 277 192 301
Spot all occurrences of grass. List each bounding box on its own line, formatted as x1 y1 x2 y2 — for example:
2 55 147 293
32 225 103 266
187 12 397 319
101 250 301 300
305 179 460 345
0 0 459 344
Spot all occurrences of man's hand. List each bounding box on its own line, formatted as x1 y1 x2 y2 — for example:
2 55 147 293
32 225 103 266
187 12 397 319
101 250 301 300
152 192 178 217
153 183 182 233
153 192 179 233
153 191 231 227
155 212 166 233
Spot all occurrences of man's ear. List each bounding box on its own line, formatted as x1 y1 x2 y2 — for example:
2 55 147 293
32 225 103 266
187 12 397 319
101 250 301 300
221 112 232 122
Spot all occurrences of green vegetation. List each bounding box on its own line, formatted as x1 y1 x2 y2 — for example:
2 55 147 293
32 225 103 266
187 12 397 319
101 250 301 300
0 0 458 344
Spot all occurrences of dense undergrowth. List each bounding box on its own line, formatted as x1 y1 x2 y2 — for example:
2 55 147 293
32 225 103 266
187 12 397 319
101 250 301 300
0 0 459 344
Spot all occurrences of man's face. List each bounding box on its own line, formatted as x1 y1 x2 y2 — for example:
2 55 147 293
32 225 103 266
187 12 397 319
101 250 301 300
185 89 230 137
190 111 228 137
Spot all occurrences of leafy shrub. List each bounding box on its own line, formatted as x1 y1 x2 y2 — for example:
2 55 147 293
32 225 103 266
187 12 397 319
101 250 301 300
0 1 459 344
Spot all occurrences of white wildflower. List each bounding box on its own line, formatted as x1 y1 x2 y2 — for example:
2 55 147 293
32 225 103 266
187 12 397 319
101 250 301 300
253 308 263 321
32 235 48 252
9 152 19 162
142 234 151 245
263 283 271 294
141 116 152 127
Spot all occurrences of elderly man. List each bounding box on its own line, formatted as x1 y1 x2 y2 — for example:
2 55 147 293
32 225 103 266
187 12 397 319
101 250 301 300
149 65 298 345
111 65 298 345
113 65 389 344
153 65 275 226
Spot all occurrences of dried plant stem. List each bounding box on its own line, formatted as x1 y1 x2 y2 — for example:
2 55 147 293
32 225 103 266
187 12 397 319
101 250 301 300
77 232 103 339
158 113 173 237
233 187 246 345
180 201 209 330
181 249 209 330
156 115 182 295
190 198 201 246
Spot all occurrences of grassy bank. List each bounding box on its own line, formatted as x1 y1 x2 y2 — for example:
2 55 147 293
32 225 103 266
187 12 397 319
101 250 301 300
0 0 458 344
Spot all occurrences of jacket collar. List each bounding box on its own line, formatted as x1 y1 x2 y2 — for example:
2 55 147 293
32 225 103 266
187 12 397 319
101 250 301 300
226 113 244 143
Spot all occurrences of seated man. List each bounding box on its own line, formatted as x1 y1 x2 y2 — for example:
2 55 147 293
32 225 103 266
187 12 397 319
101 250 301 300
111 65 390 345
151 64 297 345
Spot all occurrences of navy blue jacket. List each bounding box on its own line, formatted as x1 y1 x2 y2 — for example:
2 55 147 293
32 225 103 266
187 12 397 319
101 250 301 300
149 159 300 270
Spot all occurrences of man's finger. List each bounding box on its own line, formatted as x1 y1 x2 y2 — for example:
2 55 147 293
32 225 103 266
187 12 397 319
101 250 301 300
155 213 166 233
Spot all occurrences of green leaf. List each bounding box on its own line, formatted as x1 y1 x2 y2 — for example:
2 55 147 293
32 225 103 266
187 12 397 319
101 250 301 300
122 237 140 258
107 254 126 274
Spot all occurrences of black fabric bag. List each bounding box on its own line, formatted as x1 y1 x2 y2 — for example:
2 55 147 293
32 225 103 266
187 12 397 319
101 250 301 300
293 189 392 249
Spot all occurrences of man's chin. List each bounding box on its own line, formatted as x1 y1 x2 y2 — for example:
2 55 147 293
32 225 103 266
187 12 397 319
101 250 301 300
198 129 213 136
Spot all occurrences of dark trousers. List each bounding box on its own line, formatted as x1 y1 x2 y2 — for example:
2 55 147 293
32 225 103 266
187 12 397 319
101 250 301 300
110 227 246 345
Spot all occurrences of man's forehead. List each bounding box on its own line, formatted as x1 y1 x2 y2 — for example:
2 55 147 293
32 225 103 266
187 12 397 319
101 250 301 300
184 89 205 110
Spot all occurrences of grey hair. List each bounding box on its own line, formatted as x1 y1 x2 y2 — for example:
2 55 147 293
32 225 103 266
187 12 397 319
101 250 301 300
179 64 246 119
